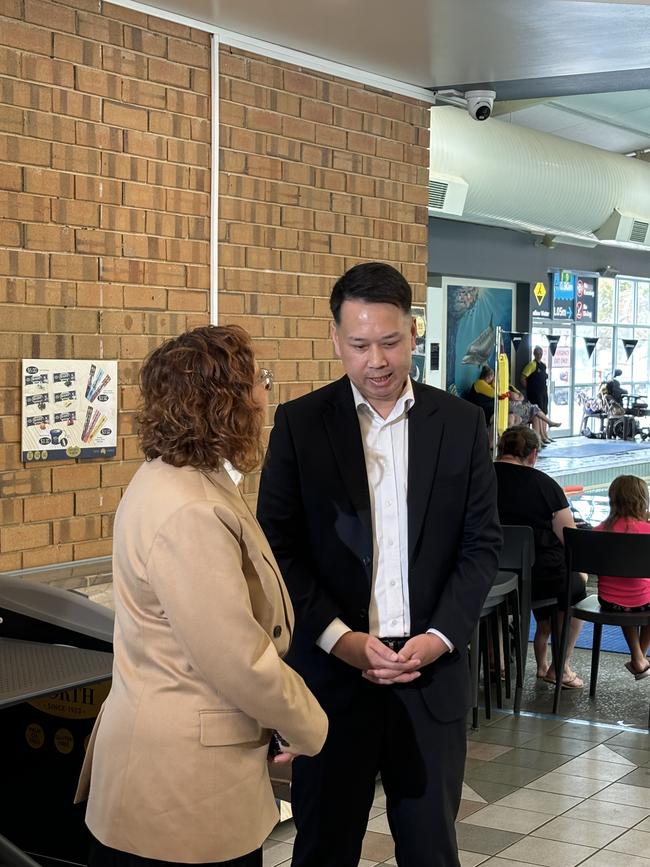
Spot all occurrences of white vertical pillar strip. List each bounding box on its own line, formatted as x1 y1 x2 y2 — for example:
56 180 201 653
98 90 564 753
210 32 220 325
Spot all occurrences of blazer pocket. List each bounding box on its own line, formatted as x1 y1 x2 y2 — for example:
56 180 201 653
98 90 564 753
199 709 263 746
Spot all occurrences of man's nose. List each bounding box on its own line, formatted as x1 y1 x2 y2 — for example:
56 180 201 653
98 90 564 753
367 344 387 367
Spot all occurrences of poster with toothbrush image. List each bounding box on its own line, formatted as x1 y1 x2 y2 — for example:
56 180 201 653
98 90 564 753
22 359 117 462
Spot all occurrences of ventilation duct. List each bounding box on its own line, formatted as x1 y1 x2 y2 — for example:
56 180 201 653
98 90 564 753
429 106 650 249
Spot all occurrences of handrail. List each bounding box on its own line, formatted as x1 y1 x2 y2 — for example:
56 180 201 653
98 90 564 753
0 833 42 867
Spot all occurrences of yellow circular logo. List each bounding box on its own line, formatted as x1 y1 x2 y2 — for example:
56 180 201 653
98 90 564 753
54 728 74 754
26 723 45 749
41 450 48 460
415 315 426 338
66 445 81 458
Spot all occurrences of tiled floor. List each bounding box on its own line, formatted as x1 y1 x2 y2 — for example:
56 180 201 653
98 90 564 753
264 713 650 866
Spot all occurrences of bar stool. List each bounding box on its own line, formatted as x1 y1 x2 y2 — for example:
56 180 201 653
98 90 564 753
470 570 523 729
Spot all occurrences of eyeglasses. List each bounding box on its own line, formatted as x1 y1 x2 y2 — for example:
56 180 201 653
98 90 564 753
257 368 274 391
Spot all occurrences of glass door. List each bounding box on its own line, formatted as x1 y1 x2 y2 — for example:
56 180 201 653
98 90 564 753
531 325 573 435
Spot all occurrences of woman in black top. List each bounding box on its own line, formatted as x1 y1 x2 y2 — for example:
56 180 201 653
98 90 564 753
495 426 587 689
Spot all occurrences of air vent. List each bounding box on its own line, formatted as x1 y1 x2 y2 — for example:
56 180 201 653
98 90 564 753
630 220 649 243
427 171 468 216
428 180 448 210
596 209 650 247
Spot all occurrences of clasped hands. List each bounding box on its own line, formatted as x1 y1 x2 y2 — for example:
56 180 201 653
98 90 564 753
331 631 448 685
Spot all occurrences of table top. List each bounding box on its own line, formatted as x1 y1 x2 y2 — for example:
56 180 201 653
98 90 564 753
0 637 113 709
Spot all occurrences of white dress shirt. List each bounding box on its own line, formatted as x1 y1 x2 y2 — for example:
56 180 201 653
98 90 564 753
317 380 452 654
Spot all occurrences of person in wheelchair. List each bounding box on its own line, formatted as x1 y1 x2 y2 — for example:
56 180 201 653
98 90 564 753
595 475 650 680
605 369 628 404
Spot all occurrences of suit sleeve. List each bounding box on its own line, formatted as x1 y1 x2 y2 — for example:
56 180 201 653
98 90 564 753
147 500 328 756
257 403 344 645
428 410 502 649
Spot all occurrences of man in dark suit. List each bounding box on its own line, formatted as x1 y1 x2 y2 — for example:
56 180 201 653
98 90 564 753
257 262 501 867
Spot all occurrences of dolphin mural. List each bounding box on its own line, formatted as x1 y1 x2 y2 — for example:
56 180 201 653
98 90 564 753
462 316 494 366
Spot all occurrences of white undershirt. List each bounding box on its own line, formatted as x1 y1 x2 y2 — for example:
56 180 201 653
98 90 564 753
317 380 452 654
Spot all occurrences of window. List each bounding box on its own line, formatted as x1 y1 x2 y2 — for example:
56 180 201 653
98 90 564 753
597 277 615 323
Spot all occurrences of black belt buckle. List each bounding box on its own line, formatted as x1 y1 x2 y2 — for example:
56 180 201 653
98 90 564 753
379 636 409 652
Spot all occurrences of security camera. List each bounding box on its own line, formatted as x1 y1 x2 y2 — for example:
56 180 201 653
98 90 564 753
465 90 496 121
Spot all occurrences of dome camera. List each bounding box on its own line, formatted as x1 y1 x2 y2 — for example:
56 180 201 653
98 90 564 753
465 90 496 121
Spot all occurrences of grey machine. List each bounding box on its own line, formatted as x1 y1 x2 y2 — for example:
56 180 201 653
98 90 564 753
0 560 114 867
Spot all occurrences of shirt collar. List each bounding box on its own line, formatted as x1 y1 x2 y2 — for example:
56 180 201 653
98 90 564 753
222 460 243 487
350 377 415 422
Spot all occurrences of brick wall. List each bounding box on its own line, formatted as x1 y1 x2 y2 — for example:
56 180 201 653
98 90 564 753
217 46 431 502
0 0 211 570
0 2 430 570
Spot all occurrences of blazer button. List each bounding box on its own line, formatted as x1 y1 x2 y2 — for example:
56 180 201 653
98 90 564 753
359 608 367 620
361 556 371 567
273 625 282 638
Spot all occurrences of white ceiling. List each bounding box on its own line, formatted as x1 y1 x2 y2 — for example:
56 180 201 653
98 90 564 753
141 0 650 152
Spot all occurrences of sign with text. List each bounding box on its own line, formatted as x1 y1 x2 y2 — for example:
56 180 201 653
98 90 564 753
575 275 596 322
552 271 575 320
531 280 551 319
22 359 117 462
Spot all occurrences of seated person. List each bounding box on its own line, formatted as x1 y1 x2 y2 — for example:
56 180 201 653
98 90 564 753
508 386 561 445
495 426 588 688
606 369 628 404
465 364 496 424
595 475 650 679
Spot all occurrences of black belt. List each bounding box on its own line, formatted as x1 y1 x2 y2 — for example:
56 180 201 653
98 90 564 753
378 636 410 652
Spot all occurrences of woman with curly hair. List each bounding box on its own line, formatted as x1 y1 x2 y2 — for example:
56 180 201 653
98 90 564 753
76 325 327 867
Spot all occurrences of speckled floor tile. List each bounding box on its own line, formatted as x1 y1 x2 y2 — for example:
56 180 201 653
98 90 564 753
491 747 570 772
493 788 583 815
578 851 650 866
466 741 514 761
617 768 650 789
454 823 523 856
525 769 610 797
465 761 543 787
607 828 650 857
361 829 394 862
562 799 650 828
530 815 624 847
580 744 638 765
460 804 549 834
521 734 596 757
555 756 633 782
593 782 650 808
495 836 597 867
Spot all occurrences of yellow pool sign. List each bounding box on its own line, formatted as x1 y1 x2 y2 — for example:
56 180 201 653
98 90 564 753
533 282 547 305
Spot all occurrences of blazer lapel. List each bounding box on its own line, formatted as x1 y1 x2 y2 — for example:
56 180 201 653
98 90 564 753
322 378 373 541
201 468 294 636
408 382 444 562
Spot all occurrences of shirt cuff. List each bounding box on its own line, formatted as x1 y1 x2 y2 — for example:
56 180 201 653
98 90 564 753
316 618 353 654
426 628 454 652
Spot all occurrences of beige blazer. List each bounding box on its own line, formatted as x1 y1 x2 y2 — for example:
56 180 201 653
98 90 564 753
76 458 327 863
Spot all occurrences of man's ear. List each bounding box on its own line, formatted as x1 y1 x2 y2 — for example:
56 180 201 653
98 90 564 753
331 321 342 358
410 316 417 351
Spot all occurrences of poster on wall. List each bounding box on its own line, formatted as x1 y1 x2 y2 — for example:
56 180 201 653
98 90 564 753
552 271 576 320
410 305 426 383
575 275 596 322
445 283 513 397
22 359 118 462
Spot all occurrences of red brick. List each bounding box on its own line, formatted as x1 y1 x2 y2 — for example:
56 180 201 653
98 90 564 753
53 32 101 66
103 100 148 132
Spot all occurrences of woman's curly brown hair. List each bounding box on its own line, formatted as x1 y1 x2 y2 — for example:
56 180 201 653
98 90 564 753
138 325 264 472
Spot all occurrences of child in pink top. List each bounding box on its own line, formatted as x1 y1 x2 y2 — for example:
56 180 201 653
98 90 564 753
596 475 650 679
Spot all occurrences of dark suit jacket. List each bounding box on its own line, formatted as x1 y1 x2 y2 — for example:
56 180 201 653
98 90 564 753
257 376 501 722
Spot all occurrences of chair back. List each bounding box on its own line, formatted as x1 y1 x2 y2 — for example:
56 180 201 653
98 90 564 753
499 525 535 577
563 528 650 612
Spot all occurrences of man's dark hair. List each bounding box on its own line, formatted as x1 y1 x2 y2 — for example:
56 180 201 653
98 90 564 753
330 262 412 324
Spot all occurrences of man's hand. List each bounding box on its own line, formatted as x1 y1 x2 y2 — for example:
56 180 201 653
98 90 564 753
400 633 449 667
331 632 421 685
363 633 449 684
